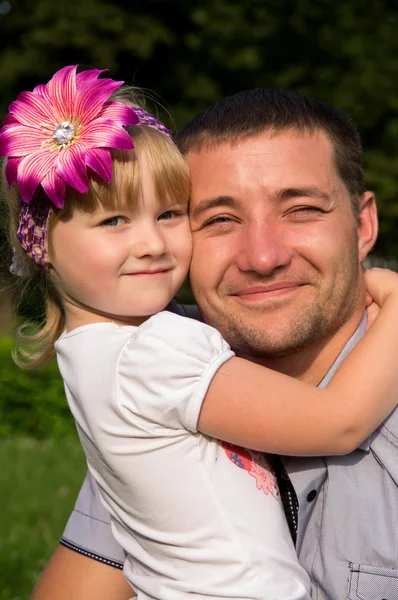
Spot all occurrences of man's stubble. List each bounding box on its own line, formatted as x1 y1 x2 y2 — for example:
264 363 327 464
194 238 362 361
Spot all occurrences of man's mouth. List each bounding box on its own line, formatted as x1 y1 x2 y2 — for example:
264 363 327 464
232 282 305 302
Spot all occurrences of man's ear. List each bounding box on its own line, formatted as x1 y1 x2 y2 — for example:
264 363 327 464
357 191 378 262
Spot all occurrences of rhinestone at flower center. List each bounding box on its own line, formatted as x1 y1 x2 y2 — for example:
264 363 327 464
52 121 75 145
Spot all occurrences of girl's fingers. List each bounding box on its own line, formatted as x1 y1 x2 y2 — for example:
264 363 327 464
365 302 380 330
364 268 398 305
365 293 373 308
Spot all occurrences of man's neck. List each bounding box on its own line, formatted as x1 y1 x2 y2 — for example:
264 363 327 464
242 308 366 386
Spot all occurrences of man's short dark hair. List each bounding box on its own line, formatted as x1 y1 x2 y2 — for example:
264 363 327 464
177 89 365 214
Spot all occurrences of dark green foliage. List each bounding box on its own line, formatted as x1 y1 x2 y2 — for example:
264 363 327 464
175 278 194 304
0 337 76 439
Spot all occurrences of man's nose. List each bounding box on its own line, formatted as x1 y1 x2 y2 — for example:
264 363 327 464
132 222 168 257
236 220 293 274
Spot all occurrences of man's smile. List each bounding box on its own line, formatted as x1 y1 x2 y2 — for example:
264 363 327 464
229 282 307 303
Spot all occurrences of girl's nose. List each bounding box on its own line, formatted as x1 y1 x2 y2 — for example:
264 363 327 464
132 223 168 258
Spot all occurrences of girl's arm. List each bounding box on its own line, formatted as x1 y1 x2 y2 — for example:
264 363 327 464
198 268 398 456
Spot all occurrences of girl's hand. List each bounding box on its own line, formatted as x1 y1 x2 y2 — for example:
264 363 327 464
366 302 380 330
364 268 398 307
364 289 380 330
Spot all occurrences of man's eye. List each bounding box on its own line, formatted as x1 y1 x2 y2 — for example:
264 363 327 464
290 206 325 216
203 215 233 226
298 206 324 212
101 216 126 227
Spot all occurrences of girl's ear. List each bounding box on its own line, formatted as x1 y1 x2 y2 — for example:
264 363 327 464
357 191 378 262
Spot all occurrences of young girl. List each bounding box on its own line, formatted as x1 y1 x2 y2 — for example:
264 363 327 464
2 65 398 600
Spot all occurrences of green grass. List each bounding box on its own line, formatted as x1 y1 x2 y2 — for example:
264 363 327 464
0 436 86 600
0 336 77 440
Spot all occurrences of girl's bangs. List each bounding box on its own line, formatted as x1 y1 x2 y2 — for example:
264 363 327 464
131 125 190 209
58 126 190 220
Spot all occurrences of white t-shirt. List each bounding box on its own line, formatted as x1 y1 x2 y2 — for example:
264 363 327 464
55 311 311 600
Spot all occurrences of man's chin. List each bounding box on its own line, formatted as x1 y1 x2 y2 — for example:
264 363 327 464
214 307 333 358
231 332 317 359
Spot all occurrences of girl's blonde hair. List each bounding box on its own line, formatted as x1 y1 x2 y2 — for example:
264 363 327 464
2 106 190 370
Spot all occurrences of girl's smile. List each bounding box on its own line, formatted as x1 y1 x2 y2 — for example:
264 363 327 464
123 270 173 277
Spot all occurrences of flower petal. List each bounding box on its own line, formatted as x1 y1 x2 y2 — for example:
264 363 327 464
45 65 77 122
82 119 134 150
32 83 56 110
5 157 21 186
75 78 124 125
41 168 66 208
2 113 19 127
8 91 56 128
100 102 139 126
85 147 112 182
76 69 106 87
56 143 88 194
0 124 46 157
17 149 58 203
33 83 47 97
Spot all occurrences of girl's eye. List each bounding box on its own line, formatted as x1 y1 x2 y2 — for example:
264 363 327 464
101 216 126 227
158 211 174 221
158 209 185 221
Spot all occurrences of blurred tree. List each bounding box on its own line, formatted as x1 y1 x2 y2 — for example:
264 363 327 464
0 0 398 255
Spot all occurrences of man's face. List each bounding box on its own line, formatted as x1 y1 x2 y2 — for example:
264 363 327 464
188 129 376 359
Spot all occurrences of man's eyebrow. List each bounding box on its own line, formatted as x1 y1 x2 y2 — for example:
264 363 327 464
277 187 331 202
190 196 238 219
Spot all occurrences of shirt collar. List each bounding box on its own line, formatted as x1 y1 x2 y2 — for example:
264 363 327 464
318 314 367 388
318 313 371 451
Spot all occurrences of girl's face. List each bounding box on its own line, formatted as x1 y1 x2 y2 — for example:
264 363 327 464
49 152 192 329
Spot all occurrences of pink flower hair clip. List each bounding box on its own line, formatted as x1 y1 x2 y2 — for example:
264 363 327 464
0 65 173 271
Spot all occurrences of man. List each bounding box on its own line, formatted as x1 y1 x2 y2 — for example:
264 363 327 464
31 89 398 599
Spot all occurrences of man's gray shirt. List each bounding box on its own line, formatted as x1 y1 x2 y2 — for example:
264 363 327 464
62 316 398 599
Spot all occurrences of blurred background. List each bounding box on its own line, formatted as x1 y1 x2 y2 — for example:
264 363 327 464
1 0 398 597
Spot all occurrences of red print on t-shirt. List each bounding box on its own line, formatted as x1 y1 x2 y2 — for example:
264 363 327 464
222 442 280 499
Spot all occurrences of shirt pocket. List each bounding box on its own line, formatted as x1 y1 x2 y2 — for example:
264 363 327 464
348 563 398 599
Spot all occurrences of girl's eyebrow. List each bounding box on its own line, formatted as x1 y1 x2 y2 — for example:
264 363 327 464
190 196 237 218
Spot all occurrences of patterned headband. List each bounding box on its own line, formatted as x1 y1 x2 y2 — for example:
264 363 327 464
0 65 174 272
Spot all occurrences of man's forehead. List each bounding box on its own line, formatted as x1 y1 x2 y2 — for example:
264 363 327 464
187 128 333 156
187 129 339 201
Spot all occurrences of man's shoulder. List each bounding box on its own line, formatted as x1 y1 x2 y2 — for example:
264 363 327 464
168 299 202 321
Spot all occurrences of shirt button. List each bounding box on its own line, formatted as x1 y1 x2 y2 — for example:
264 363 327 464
307 490 317 502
